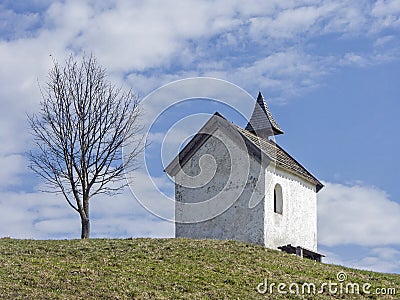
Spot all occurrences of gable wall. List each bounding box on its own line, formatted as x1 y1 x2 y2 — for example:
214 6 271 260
174 127 266 245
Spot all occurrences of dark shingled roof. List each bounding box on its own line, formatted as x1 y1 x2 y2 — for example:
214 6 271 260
245 91 284 137
237 126 323 192
165 111 323 192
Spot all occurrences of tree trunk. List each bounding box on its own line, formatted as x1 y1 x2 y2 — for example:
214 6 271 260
81 217 90 239
81 195 90 239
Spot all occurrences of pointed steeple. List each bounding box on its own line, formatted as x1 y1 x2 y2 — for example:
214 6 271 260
245 91 284 138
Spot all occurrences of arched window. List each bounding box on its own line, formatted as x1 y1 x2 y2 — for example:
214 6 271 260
274 184 283 214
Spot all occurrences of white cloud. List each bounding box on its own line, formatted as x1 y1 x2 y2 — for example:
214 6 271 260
0 5 41 40
224 50 330 102
0 0 398 110
372 0 400 17
318 248 347 267
249 5 324 39
90 187 174 238
59 0 244 72
318 182 400 247
354 247 400 273
341 52 370 67
247 1 374 39
0 154 26 190
91 217 173 239
0 185 174 239
322 246 400 274
0 191 76 239
370 0 400 32
319 181 400 273
131 50 328 104
374 35 395 47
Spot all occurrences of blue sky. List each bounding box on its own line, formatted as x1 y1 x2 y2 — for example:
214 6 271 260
0 0 400 274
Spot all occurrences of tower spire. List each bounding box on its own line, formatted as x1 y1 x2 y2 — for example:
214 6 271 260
245 91 284 138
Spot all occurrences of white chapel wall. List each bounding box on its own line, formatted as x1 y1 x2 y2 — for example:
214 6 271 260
175 127 266 245
264 165 318 251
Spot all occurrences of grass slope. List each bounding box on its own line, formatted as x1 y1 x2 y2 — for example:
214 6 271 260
0 238 399 299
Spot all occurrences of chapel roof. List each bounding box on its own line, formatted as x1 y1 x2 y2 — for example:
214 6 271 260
165 112 323 192
245 91 284 137
236 125 323 192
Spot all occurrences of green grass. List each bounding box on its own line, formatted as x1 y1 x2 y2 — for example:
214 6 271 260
0 238 398 299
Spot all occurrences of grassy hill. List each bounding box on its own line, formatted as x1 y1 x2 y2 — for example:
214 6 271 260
0 238 398 299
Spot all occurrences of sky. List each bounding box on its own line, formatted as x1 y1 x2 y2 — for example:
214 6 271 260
0 0 400 274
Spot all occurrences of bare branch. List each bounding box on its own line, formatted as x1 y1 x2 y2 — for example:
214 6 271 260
28 53 145 238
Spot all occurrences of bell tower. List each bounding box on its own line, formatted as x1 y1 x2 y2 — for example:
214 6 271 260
245 92 284 139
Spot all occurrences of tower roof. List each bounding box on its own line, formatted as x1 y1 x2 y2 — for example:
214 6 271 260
245 92 284 138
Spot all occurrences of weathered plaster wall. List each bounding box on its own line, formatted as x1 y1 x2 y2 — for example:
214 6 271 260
173 126 318 251
264 165 318 251
175 128 266 245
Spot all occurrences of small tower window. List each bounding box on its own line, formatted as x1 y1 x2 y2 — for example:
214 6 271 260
274 184 283 214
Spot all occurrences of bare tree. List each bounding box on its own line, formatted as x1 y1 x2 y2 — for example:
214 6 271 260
28 54 144 239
